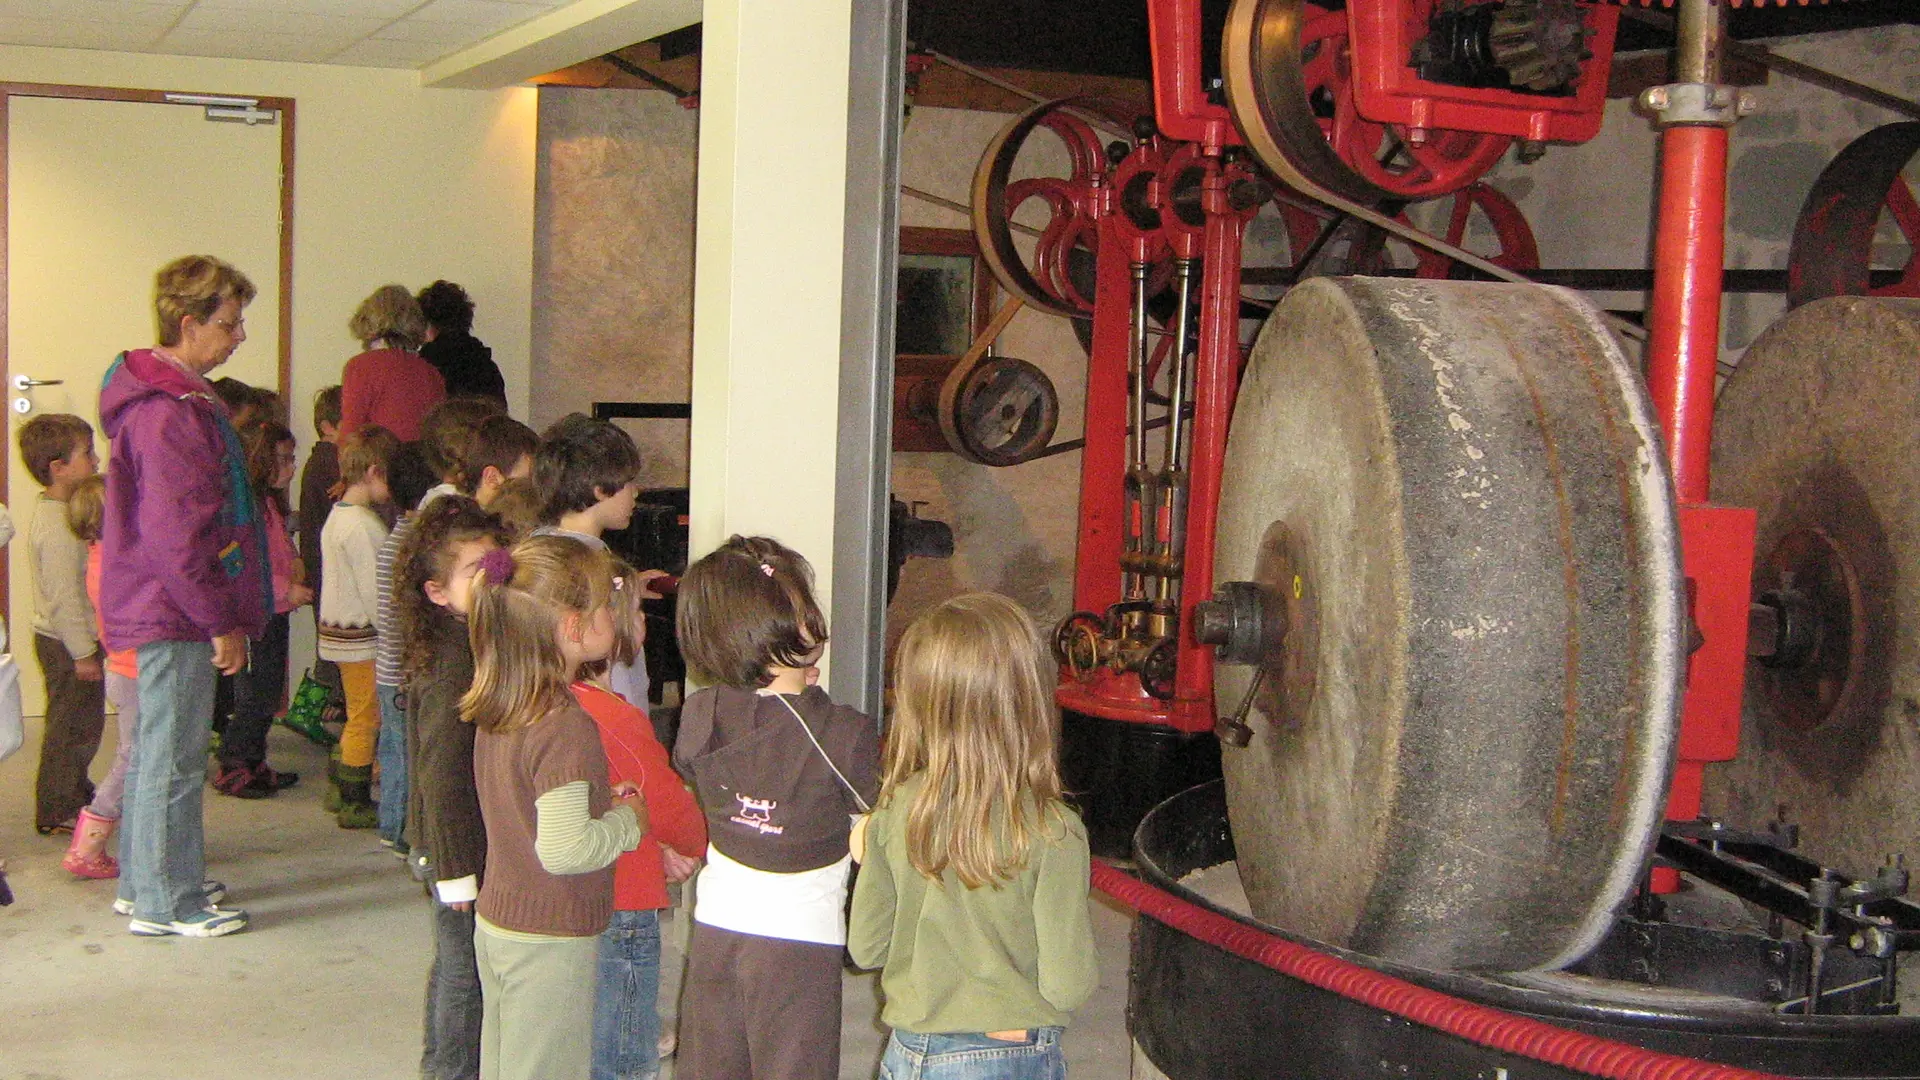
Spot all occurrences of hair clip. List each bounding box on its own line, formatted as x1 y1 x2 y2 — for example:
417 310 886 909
477 546 517 583
611 575 626 592
761 562 775 578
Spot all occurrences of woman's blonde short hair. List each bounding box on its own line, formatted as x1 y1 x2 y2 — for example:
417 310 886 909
154 255 256 347
349 284 427 351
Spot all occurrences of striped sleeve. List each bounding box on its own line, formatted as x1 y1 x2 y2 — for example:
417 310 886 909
533 781 641 875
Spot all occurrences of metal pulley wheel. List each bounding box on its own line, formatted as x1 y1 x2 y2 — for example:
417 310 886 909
942 354 1059 467
1705 297 1920 877
1213 277 1685 972
971 98 1135 320
1221 0 1512 204
1787 122 1920 308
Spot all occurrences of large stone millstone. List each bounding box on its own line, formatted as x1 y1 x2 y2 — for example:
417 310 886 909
1706 297 1920 877
1214 277 1686 973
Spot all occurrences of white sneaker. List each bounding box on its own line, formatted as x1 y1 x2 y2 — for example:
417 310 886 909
129 905 248 938
113 879 226 916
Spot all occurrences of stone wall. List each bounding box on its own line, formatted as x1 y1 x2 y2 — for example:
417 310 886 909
532 86 698 489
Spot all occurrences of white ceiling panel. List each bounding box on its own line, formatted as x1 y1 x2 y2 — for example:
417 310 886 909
0 0 185 22
406 0 555 27
192 0 419 15
158 26 343 62
370 17 486 45
0 0 657 73
0 15 167 51
327 35 452 67
172 6 387 40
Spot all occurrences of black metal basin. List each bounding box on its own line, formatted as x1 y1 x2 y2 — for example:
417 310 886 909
1128 780 1920 1079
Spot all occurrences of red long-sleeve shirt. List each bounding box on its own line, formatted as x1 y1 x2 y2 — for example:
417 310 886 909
339 347 445 441
572 682 708 912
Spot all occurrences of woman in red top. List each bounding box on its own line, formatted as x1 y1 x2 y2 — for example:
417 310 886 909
574 605 706 1080
340 284 446 441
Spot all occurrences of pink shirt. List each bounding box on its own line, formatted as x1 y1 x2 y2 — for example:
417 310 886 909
340 347 446 441
265 501 298 614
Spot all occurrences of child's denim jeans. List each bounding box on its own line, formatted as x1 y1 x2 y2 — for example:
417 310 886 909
592 908 663 1080
879 1027 1066 1080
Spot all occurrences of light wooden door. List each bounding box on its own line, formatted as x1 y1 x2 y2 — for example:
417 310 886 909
6 93 282 715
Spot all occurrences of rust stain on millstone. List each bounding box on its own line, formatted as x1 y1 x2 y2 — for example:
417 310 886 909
1553 297 1649 829
1493 313 1582 837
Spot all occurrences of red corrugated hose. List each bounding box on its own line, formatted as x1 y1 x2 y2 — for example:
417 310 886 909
1091 862 1789 1080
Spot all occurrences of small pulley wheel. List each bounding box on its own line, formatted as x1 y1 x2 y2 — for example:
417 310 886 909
1706 296 1920 876
1216 277 1684 972
942 355 1059 467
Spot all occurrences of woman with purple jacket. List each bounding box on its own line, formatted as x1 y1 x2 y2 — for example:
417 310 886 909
100 255 271 938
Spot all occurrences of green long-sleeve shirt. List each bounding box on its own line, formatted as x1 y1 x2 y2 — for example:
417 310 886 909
848 774 1099 1034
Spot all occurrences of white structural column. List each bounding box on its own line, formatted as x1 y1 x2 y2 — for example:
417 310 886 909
689 0 903 706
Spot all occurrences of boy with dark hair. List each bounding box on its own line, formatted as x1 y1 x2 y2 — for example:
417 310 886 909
300 385 344 598
18 414 106 835
532 414 665 708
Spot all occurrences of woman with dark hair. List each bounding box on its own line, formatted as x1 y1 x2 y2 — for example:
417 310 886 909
340 284 446 440
418 280 506 404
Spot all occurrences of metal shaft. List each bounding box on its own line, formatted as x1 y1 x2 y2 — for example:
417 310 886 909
1164 258 1196 471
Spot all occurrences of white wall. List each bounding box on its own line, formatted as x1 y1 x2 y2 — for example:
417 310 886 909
2 42 537 687
0 43 540 443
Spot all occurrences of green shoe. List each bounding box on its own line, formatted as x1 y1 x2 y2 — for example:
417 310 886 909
335 765 377 829
321 746 344 812
336 800 379 830
279 673 339 747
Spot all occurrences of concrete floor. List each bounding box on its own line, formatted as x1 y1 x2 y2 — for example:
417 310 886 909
0 714 1139 1080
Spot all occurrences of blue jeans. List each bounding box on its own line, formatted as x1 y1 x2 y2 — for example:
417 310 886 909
591 909 662 1080
376 682 407 844
118 640 218 922
879 1028 1066 1080
423 899 483 1080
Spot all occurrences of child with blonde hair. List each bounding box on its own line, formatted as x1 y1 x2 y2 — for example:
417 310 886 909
672 535 880 1080
60 477 135 878
464 534 647 1080
849 593 1098 1080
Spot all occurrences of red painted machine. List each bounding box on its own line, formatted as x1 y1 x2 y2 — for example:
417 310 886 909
974 0 1758 858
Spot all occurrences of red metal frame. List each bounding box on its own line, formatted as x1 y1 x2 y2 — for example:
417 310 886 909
1145 0 1242 149
1346 0 1622 143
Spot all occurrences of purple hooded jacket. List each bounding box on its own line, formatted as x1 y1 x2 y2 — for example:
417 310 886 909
98 349 270 652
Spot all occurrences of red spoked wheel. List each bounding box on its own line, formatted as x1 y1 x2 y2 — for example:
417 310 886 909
1224 0 1513 206
1399 181 1541 278
1788 122 1920 307
973 100 1120 318
1299 2 1512 201
1871 170 1920 298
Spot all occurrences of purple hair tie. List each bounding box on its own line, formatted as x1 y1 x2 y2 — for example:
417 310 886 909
478 546 517 583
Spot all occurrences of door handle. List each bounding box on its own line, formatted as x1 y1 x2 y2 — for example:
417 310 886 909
12 375 63 390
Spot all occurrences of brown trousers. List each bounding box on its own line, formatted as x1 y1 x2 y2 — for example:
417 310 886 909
33 633 107 830
677 922 844 1080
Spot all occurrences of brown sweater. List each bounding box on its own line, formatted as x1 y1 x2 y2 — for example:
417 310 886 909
406 610 485 892
474 703 618 937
